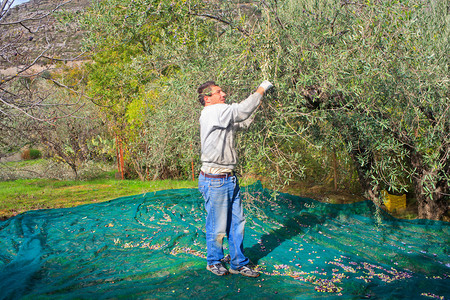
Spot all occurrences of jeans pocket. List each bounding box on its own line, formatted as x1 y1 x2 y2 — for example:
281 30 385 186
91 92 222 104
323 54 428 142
198 185 205 198
209 178 225 188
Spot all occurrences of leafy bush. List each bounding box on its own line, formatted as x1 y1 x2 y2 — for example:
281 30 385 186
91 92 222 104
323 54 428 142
29 149 42 160
21 149 42 160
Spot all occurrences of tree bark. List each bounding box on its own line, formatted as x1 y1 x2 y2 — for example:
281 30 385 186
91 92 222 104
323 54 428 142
70 163 78 180
332 149 338 191
349 148 380 204
409 150 449 220
416 192 448 220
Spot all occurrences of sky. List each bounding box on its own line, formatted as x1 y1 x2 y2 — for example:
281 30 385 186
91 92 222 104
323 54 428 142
11 0 30 7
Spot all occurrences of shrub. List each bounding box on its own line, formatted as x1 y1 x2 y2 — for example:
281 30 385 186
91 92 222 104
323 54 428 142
21 149 42 160
21 149 30 160
29 149 42 160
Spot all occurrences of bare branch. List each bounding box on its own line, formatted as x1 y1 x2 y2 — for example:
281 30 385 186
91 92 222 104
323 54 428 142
0 95 54 122
0 0 13 21
188 11 251 37
0 0 73 25
42 51 88 62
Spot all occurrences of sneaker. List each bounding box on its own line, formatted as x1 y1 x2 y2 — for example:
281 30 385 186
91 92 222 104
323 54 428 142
229 264 260 277
206 263 229 276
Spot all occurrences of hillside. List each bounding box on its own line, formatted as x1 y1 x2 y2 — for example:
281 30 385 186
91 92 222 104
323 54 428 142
0 0 91 71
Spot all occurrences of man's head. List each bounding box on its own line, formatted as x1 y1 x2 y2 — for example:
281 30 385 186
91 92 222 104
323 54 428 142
197 81 226 106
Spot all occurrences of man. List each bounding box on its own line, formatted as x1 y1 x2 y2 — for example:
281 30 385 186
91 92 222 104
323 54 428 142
197 80 273 277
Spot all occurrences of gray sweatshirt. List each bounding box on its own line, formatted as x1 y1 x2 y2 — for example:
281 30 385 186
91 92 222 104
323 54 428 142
200 92 263 171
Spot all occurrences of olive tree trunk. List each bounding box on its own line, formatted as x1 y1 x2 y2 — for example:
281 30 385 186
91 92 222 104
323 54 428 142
410 150 449 220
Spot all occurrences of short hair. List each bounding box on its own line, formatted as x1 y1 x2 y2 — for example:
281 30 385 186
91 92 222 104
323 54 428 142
197 81 216 106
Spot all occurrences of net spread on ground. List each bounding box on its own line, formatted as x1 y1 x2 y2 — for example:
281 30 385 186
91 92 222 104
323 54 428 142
0 182 448 299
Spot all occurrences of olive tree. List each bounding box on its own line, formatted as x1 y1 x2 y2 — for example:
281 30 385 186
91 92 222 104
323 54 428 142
235 0 449 219
188 0 449 219
80 0 448 219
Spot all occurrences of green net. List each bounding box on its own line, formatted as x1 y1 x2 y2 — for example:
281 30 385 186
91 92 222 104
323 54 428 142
0 182 448 299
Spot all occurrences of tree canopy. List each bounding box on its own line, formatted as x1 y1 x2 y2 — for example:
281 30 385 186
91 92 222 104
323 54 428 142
1 0 447 220
78 0 448 219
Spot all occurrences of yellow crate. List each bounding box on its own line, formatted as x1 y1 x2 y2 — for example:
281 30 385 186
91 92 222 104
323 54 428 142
381 190 406 211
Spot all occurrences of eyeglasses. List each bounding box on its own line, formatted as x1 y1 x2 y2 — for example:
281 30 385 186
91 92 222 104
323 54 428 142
205 89 223 96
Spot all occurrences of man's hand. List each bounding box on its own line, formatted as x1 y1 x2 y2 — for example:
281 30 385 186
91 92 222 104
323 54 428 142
257 80 273 95
260 80 273 91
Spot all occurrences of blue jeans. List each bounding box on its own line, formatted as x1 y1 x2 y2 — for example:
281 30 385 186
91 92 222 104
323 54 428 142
198 173 249 270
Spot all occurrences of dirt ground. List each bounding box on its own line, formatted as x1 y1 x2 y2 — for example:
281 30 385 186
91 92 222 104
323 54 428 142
280 181 421 220
0 152 22 163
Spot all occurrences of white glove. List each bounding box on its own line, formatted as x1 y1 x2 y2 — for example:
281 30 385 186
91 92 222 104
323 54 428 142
259 80 273 92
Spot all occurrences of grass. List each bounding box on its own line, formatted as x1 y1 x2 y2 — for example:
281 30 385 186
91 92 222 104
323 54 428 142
0 178 198 220
0 159 262 220
0 158 420 221
1 175 421 221
3 158 44 167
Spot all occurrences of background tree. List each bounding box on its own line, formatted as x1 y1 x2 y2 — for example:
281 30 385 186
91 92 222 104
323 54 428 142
0 0 88 118
81 0 213 180
0 0 90 159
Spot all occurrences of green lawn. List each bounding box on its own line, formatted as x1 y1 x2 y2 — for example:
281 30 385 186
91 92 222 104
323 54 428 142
0 164 420 221
0 159 263 220
0 178 198 220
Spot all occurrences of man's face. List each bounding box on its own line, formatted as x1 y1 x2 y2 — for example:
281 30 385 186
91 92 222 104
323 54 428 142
204 85 226 106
